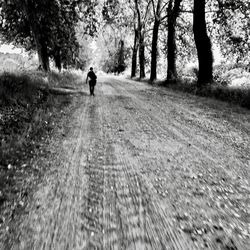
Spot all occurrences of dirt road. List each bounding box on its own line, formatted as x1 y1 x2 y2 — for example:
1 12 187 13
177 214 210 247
3 76 250 249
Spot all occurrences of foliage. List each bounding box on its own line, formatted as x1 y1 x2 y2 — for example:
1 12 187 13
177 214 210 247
176 2 197 66
163 70 250 109
94 0 133 73
212 0 250 64
0 70 77 219
1 0 250 86
213 64 250 88
0 0 86 69
0 71 73 187
79 0 99 37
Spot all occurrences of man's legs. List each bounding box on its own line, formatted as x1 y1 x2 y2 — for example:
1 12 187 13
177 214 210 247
89 84 95 96
89 84 92 95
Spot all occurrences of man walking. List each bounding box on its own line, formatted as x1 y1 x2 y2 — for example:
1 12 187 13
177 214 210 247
86 67 97 96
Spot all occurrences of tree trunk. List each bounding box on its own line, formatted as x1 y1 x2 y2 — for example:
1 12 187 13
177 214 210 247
118 40 124 66
54 46 62 72
150 0 162 82
36 38 50 72
167 0 182 83
131 29 138 78
23 0 50 72
167 15 177 82
131 8 139 78
193 0 213 86
150 19 160 81
138 31 145 78
134 0 145 79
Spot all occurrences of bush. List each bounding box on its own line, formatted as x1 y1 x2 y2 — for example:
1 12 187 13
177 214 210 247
213 64 250 88
0 72 42 106
169 80 250 109
160 63 250 109
0 71 74 167
0 70 76 216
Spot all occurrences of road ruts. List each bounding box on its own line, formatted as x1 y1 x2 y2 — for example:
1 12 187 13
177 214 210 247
99 94 195 250
3 76 249 250
99 77 249 249
7 97 91 250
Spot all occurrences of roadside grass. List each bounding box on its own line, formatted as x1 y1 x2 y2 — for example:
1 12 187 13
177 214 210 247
163 80 250 109
130 69 250 109
0 70 78 225
174 64 250 109
24 69 84 89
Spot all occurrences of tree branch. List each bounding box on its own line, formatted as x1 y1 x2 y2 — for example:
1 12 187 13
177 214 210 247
151 0 157 18
160 1 170 14
160 14 168 21
142 0 152 24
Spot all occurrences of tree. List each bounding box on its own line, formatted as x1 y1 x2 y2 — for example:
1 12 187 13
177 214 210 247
150 0 164 81
0 0 49 71
50 0 85 70
134 0 145 78
97 0 132 73
166 0 182 83
131 9 139 77
0 0 84 71
150 0 187 82
193 0 213 86
23 0 50 71
133 0 151 78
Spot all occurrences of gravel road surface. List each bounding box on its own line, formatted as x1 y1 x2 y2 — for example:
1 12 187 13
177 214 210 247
3 76 250 249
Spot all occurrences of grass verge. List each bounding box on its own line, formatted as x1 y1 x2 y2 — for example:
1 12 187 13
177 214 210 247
130 76 250 109
163 80 250 109
0 70 79 231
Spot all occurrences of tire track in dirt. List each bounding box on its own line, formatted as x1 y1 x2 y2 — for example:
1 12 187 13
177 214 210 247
107 78 250 184
100 78 249 249
41 100 91 250
99 95 196 249
113 77 250 163
6 97 91 249
106 79 250 202
107 78 249 172
80 96 106 249
99 90 203 248
115 76 250 136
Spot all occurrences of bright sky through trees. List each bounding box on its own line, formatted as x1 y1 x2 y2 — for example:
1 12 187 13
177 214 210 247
0 44 23 54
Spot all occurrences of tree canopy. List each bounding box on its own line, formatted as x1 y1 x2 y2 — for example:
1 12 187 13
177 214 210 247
0 0 249 86
0 0 87 71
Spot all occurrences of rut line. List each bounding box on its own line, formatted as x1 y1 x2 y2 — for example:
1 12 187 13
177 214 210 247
116 146 196 250
101 95 194 249
48 99 90 249
114 79 249 168
112 81 246 177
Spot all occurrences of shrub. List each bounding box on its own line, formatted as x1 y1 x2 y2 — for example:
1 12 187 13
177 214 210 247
0 71 74 166
0 70 76 216
160 77 250 110
0 72 40 106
